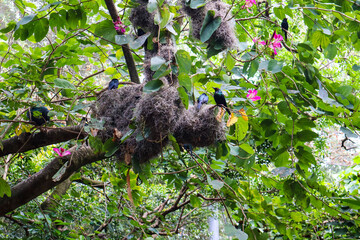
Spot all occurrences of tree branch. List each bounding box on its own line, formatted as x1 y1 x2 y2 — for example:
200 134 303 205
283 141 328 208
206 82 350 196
104 0 140 84
0 146 105 216
0 125 87 157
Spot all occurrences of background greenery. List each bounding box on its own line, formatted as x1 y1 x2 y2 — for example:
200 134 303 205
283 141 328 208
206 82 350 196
1 0 360 239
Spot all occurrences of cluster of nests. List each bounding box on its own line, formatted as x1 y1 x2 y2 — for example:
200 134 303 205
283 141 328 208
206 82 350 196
90 0 239 164
91 84 226 164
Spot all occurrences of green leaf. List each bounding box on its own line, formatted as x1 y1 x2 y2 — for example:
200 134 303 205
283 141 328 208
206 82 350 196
160 7 171 29
277 101 291 115
352 64 360 71
34 18 49 42
225 52 235 71
177 87 189 109
297 130 319 142
178 73 192 91
190 195 202 207
0 22 16 33
175 50 191 74
143 80 164 93
267 60 283 73
168 134 181 157
239 143 254 154
129 32 151 49
324 44 337 60
248 59 259 77
190 0 206 9
103 139 119 157
94 20 116 43
152 65 171 80
147 0 157 13
208 179 224 190
150 56 166 71
120 129 135 143
0 178 11 198
236 117 248 141
311 31 330 48
338 85 352 97
54 78 76 90
200 10 221 42
290 212 304 222
224 224 248 240
115 34 132 45
15 14 36 31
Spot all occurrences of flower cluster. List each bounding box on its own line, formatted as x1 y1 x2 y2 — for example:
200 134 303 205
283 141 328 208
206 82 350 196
113 17 127 34
256 30 283 55
242 0 256 13
53 148 71 157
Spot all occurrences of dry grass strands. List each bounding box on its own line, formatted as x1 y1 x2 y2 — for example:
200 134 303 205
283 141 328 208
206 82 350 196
92 85 226 164
173 105 226 147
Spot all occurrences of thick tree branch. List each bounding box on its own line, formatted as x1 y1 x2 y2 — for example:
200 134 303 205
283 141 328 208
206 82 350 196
0 125 87 157
104 0 140 84
0 146 105 216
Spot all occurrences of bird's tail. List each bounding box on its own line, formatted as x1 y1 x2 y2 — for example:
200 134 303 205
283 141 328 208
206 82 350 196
226 107 231 115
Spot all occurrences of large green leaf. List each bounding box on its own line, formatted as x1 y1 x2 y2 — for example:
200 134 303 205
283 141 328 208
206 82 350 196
143 80 164 93
175 50 191 74
34 18 49 42
0 178 11 198
200 10 221 43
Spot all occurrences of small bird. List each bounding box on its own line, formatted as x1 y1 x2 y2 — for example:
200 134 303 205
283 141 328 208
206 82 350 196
213 88 230 114
27 107 50 126
108 78 119 90
180 144 193 155
197 93 209 110
281 18 289 41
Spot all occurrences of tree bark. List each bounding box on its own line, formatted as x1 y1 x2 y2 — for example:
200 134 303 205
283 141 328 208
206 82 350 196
0 125 87 157
0 146 105 216
104 0 140 84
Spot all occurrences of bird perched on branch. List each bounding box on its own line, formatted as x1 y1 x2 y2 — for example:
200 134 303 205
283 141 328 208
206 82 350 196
197 93 209 110
281 18 289 41
27 107 50 126
108 78 119 90
213 88 230 114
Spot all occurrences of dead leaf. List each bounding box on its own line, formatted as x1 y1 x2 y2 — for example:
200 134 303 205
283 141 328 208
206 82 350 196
126 169 134 206
216 107 225 122
90 128 98 137
226 112 238 127
112 128 122 142
239 108 248 121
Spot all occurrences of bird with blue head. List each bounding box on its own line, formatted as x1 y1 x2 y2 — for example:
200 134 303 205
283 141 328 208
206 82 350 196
197 93 209 110
108 78 119 90
27 107 50 126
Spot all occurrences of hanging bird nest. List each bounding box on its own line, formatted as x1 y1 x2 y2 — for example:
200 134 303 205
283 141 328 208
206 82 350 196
181 0 238 49
91 85 225 164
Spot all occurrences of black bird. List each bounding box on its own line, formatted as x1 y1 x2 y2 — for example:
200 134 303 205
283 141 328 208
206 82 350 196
27 107 50 126
108 78 119 90
281 18 289 41
213 88 230 114
197 93 209 110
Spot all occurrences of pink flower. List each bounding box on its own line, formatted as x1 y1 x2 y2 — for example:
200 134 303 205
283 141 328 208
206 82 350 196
242 0 256 13
113 17 127 33
256 30 283 55
53 148 71 157
246 89 261 101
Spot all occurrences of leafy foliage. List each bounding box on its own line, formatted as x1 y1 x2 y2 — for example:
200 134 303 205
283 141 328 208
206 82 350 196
1 0 360 239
